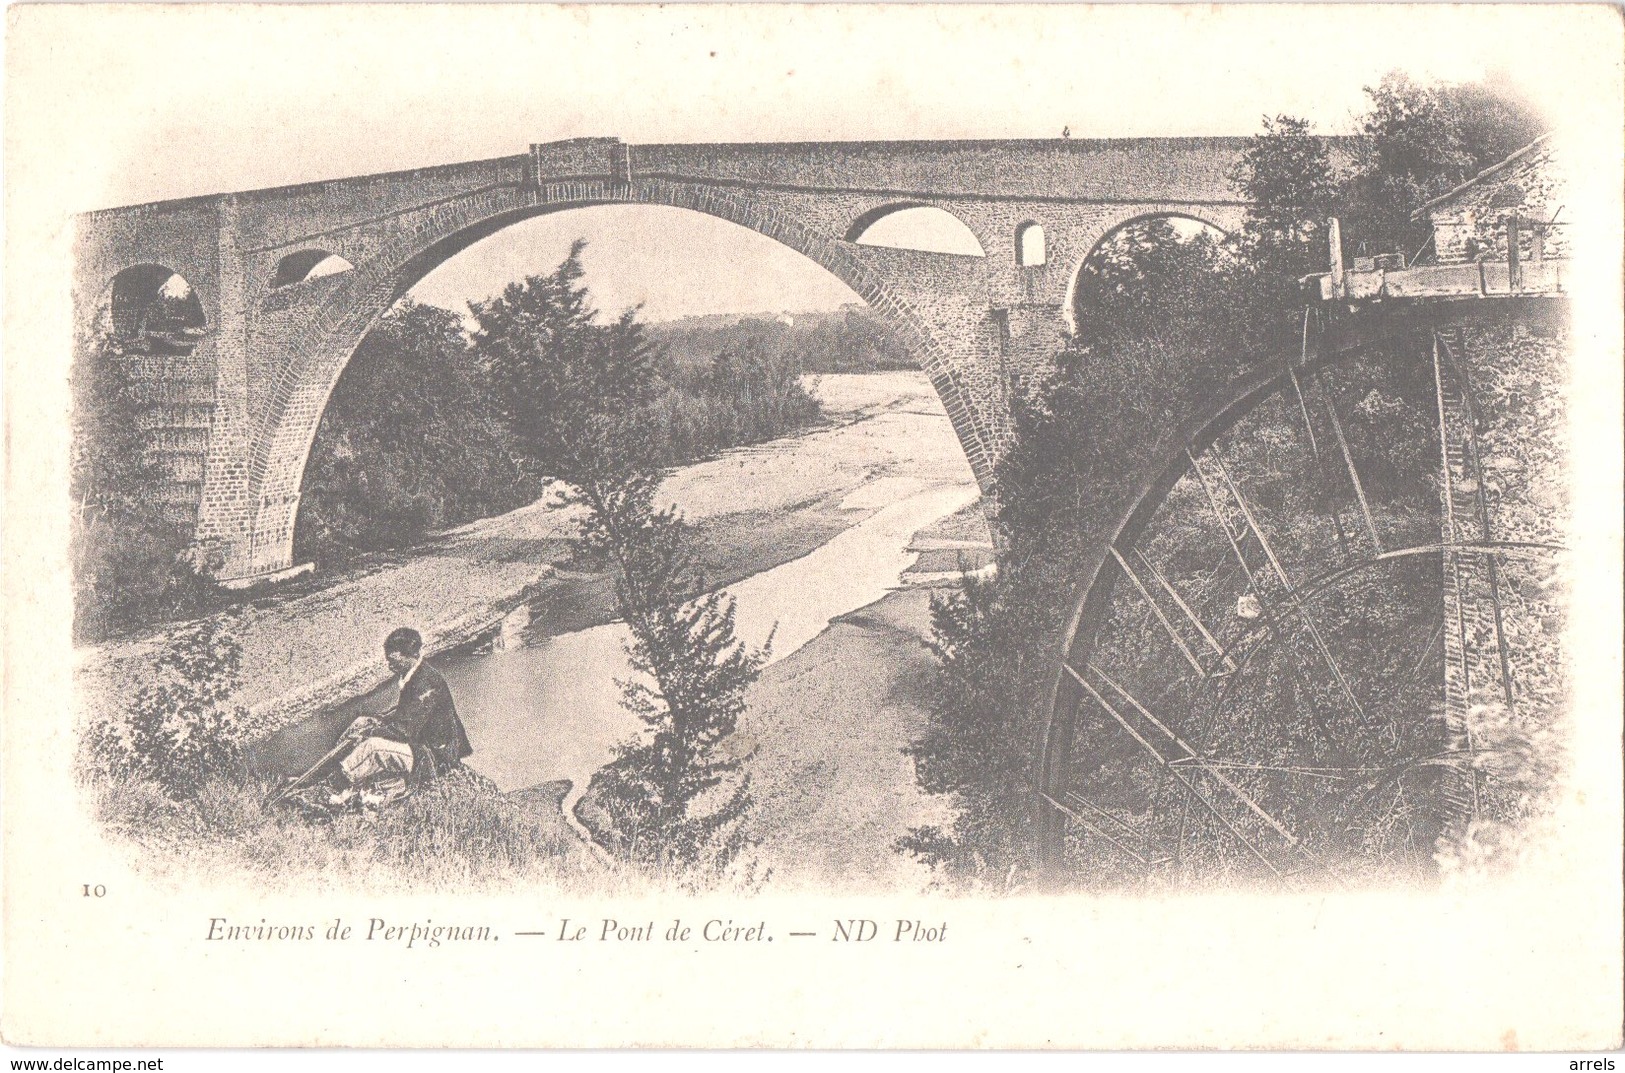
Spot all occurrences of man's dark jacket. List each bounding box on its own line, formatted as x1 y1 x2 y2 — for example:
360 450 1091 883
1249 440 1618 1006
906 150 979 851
374 663 473 776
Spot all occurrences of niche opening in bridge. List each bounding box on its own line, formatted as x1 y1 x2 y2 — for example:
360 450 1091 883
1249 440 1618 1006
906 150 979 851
98 264 207 352
271 250 356 289
847 205 986 257
1016 222 1046 267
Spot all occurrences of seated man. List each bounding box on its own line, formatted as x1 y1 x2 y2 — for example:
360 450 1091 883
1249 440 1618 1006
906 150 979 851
333 627 473 806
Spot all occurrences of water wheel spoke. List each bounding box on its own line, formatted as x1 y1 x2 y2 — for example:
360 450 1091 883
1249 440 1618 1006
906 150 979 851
1038 791 1158 868
1311 367 1383 553
1063 663 1166 759
1186 447 1264 595
1062 662 1283 874
1062 788 1141 836
1410 619 1446 682
1084 662 1303 849
1109 546 1208 677
1170 757 1379 779
1063 788 1177 863
1201 444 1374 731
1134 548 1237 673
1286 347 1354 559
1043 327 1557 888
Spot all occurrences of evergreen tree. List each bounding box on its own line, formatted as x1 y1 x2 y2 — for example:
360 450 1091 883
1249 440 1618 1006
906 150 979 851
473 241 664 480
576 470 765 873
472 244 763 878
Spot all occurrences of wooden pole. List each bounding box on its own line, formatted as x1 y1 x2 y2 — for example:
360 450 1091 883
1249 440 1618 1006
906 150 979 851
1327 217 1344 297
1506 212 1521 292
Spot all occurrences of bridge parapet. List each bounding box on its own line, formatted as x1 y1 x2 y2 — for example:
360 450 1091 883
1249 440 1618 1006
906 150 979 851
530 138 627 185
629 137 1256 202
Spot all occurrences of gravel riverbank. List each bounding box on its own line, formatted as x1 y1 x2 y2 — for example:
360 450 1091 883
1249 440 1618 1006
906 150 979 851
82 370 993 892
735 586 954 892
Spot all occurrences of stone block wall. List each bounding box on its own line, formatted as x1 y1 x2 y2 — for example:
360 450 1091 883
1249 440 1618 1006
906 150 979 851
633 137 1254 201
531 138 621 181
1427 138 1569 265
1430 303 1570 839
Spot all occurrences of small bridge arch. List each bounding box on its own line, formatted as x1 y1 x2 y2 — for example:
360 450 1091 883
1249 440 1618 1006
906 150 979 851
1062 208 1243 334
845 203 989 256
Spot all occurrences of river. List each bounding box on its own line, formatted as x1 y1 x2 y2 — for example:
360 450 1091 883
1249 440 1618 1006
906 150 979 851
259 371 988 870
354 481 975 809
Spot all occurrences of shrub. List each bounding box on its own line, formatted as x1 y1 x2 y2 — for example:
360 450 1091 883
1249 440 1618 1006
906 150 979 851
897 575 1034 886
84 615 267 798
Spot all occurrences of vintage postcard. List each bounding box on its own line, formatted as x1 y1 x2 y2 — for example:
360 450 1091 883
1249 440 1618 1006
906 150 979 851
4 3 1621 1051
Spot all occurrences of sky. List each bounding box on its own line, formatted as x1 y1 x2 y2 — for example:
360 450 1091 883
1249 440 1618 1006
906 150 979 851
409 204 867 321
409 204 985 321
15 5 1621 321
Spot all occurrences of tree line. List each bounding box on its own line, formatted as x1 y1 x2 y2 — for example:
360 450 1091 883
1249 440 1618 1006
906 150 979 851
294 262 892 570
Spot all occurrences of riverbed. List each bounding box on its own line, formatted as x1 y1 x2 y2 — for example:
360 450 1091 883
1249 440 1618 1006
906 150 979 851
242 371 991 890
77 372 968 725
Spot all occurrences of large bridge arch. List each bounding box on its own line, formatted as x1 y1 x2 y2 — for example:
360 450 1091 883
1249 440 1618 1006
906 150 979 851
232 179 1006 580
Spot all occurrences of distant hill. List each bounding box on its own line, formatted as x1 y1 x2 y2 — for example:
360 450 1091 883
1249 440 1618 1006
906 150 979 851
645 304 918 375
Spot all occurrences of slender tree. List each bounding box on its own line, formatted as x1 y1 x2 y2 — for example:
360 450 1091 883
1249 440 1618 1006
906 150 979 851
576 466 765 873
472 244 764 877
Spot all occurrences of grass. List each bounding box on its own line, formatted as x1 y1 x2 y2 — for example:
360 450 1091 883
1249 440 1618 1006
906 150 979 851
89 767 600 894
88 764 782 895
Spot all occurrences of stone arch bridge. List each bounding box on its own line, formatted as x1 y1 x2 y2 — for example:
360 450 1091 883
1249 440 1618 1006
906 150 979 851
74 136 1252 585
